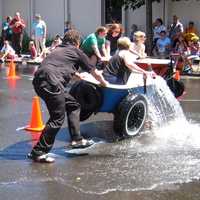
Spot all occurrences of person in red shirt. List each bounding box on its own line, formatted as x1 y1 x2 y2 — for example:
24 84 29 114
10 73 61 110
9 12 26 56
29 41 37 59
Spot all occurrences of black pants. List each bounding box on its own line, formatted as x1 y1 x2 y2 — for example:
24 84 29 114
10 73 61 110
12 32 23 55
31 78 83 157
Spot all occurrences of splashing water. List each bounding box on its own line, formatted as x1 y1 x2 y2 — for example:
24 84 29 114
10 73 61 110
146 76 185 127
143 76 200 150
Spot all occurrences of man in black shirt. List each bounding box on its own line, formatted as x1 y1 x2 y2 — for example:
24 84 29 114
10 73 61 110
28 30 107 163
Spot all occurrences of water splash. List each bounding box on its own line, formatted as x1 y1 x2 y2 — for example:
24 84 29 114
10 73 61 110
146 76 185 127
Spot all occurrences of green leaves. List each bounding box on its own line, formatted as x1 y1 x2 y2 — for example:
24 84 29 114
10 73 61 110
111 0 160 10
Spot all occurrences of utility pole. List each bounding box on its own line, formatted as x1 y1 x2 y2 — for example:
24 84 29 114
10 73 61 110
146 0 153 55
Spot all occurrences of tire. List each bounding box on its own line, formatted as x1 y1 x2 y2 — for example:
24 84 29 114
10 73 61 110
167 79 185 98
69 81 102 121
114 94 148 137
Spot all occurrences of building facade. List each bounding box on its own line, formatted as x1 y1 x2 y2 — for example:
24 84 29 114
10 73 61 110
0 0 200 39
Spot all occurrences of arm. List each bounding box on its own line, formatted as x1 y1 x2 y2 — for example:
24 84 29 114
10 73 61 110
92 44 102 59
19 19 26 28
101 43 108 57
105 40 111 57
90 68 108 87
123 51 155 77
78 49 108 86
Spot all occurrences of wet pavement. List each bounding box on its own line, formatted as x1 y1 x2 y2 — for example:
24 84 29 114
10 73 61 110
0 63 200 200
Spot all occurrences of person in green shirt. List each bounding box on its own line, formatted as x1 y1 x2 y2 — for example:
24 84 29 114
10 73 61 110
81 26 109 65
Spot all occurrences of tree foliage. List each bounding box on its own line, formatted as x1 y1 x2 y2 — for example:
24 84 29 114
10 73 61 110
111 0 160 10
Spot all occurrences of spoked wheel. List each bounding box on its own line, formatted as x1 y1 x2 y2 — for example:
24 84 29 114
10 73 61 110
114 94 148 137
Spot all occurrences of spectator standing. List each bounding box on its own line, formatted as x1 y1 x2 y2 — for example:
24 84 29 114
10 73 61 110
81 26 109 65
64 21 72 34
129 24 138 42
184 21 199 43
185 21 198 35
9 12 26 56
105 23 124 56
168 15 184 48
32 14 47 56
2 16 12 42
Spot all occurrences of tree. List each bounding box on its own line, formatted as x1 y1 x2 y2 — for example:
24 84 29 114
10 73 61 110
111 0 160 10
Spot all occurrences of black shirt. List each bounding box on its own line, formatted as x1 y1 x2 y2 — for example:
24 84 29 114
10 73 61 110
106 33 121 54
34 43 94 91
103 51 131 84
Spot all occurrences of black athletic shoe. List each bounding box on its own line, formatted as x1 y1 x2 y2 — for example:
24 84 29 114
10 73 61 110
27 153 55 163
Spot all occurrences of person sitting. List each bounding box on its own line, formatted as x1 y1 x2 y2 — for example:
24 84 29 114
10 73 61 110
103 37 155 85
0 40 17 62
174 34 189 55
173 34 192 73
189 36 200 56
155 30 171 58
29 41 37 59
105 23 124 56
81 26 109 65
129 31 147 58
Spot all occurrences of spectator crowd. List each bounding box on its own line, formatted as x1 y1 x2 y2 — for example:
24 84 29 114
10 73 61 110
1 12 200 74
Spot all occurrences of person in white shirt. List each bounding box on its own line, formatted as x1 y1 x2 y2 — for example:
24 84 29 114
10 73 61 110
0 40 17 62
169 15 184 48
130 31 147 59
32 14 47 55
152 18 166 54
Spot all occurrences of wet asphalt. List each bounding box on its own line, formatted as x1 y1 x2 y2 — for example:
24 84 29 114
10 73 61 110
0 63 200 200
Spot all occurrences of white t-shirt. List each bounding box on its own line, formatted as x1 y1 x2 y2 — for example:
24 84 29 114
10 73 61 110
1 45 15 56
153 25 166 40
130 42 147 58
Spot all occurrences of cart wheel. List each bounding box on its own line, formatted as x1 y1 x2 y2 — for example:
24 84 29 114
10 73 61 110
114 94 148 137
69 81 102 121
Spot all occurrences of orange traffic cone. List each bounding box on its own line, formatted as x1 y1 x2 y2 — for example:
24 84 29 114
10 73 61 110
7 60 20 79
174 70 180 81
25 96 45 132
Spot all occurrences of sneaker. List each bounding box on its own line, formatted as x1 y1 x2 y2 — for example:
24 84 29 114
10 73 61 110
27 153 55 163
70 139 94 149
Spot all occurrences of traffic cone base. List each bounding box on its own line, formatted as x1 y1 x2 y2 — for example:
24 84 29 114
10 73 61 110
25 125 45 132
7 60 20 79
25 96 45 132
